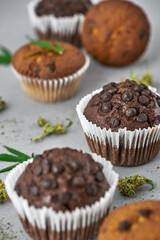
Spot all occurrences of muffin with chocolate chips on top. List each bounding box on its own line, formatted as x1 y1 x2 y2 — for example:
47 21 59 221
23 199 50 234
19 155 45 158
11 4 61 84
76 80 160 166
5 148 118 240
11 40 89 102
98 200 160 240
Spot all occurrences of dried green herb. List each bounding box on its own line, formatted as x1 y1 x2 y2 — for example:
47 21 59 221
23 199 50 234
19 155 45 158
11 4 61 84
117 174 154 197
0 179 9 203
27 36 64 55
121 71 153 86
0 146 34 173
32 116 72 142
0 46 12 65
0 97 5 111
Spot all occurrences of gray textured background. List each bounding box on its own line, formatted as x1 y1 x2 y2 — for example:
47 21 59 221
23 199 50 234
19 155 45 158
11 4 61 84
0 0 160 239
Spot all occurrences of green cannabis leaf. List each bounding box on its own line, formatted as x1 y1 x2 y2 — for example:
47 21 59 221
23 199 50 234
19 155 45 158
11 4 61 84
32 117 73 142
130 70 153 86
117 174 154 197
0 146 34 173
0 46 12 65
0 179 9 203
26 36 64 55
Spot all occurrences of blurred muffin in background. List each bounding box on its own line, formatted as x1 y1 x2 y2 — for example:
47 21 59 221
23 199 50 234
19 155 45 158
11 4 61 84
28 0 93 47
82 0 150 66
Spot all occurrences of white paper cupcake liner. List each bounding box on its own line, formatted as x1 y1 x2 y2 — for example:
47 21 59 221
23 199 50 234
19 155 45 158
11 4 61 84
76 87 160 166
5 154 118 239
11 54 90 103
28 0 85 45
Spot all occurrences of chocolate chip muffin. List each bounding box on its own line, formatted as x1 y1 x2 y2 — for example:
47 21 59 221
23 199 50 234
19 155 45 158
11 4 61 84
5 148 118 240
76 80 160 166
11 41 89 102
15 148 109 211
98 200 160 240
82 0 150 66
28 0 93 47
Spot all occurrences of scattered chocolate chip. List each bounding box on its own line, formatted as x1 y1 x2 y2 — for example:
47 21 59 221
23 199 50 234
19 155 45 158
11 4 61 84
86 184 98 196
148 101 154 108
139 209 151 217
60 192 71 205
94 97 101 105
137 113 147 123
103 82 116 91
67 158 81 171
84 153 93 161
139 95 150 105
141 89 150 96
95 171 104 182
118 220 131 231
30 185 39 196
109 118 120 128
97 162 103 170
34 165 42 176
41 179 52 189
15 185 21 196
154 119 160 125
33 65 41 72
102 102 112 113
139 84 148 91
72 176 85 187
42 158 52 174
125 79 133 83
46 64 55 72
52 163 65 175
132 85 141 93
122 91 133 102
101 92 112 102
139 30 145 39
108 87 117 94
126 108 137 118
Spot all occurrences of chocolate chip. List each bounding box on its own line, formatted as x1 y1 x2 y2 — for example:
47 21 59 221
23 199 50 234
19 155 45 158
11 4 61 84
132 85 141 93
94 97 101 105
139 96 150 105
108 87 117 94
42 158 52 174
154 119 160 125
52 195 59 203
95 171 104 182
102 102 112 113
109 118 120 128
118 220 131 231
139 84 148 91
41 179 52 189
122 91 133 101
72 176 85 187
60 192 71 205
125 79 133 83
46 64 55 72
148 101 154 108
137 113 147 123
103 82 116 91
126 108 137 118
141 89 150 96
34 165 42 176
84 153 93 160
97 162 103 170
86 184 98 196
52 163 65 175
139 209 151 217
139 30 145 39
30 185 39 196
15 185 21 196
33 65 41 72
101 92 112 102
157 99 160 106
67 158 81 171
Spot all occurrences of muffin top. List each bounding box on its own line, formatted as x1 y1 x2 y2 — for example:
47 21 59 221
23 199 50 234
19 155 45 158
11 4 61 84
84 80 160 131
98 200 160 240
14 148 109 212
35 0 92 17
82 0 150 66
11 41 86 79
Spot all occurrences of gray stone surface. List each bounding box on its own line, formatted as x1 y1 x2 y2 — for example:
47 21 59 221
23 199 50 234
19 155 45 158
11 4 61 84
0 0 160 239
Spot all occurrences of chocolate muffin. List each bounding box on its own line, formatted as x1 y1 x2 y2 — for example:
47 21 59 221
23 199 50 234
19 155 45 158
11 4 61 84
82 0 150 66
98 200 160 240
28 0 92 47
5 148 118 240
76 80 160 166
11 41 89 102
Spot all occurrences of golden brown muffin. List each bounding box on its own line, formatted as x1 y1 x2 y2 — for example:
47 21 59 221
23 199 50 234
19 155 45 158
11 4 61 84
98 200 160 240
82 0 150 66
11 41 89 102
12 41 85 79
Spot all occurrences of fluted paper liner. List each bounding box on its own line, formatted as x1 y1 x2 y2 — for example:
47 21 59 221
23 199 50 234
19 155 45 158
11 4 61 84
11 55 90 103
5 154 118 239
76 87 160 166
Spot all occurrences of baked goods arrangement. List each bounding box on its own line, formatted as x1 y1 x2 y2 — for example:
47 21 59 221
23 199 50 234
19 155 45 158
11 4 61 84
1 1 160 240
